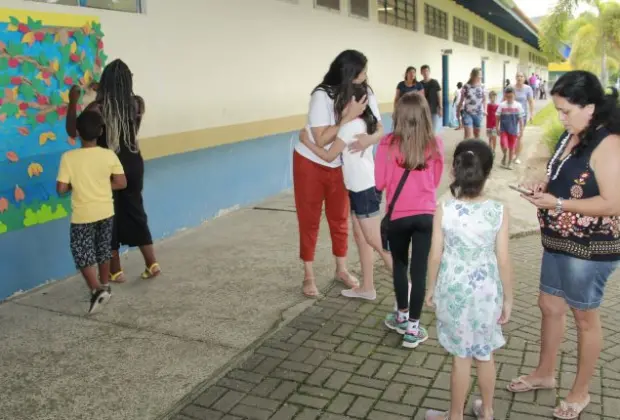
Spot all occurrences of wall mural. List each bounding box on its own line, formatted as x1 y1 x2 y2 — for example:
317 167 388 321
0 9 105 235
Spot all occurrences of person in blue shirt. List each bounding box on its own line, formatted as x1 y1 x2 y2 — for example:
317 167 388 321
394 66 424 109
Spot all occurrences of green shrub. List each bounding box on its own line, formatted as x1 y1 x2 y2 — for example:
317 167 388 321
531 103 556 126
542 116 565 153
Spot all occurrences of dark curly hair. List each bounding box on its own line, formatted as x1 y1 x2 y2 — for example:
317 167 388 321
450 139 494 199
550 70 620 156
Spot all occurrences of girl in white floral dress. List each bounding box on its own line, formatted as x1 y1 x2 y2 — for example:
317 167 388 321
424 139 513 420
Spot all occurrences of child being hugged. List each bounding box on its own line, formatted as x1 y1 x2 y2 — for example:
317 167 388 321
300 84 392 301
57 111 127 314
376 92 444 349
424 139 513 420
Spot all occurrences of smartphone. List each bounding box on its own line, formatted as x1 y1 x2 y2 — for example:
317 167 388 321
509 185 534 195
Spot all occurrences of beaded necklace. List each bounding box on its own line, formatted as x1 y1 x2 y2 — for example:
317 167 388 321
546 132 572 181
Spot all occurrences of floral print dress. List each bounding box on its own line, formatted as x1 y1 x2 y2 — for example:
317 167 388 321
434 199 506 361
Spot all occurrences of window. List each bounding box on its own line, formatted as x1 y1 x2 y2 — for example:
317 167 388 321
473 26 485 49
424 4 447 40
514 45 519 58
506 41 512 56
487 33 496 52
26 0 142 13
350 0 369 17
377 0 417 31
316 0 340 10
498 38 506 55
453 16 469 45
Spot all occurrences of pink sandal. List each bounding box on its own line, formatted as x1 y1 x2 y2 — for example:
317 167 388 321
553 395 590 419
334 271 359 288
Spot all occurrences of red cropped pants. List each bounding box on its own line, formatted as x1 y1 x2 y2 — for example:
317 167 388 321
293 151 349 262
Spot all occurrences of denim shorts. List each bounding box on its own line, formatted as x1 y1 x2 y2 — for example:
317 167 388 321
462 112 483 129
540 251 619 310
349 187 381 219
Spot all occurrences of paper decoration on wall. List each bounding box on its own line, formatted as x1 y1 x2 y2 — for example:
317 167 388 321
0 8 106 235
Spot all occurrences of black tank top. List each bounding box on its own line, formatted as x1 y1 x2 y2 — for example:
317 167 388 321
539 128 620 261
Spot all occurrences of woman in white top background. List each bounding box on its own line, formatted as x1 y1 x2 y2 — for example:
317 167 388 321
294 50 384 298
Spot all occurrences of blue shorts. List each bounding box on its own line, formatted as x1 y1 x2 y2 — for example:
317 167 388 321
349 187 381 219
462 112 483 129
540 251 619 310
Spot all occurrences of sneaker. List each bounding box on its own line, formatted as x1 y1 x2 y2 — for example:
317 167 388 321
101 284 112 295
513 158 522 165
384 312 408 334
88 289 111 314
501 155 507 167
402 326 429 349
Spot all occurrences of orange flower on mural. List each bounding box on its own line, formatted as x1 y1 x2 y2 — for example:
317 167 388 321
17 126 29 136
0 197 8 213
14 185 25 202
6 151 18 162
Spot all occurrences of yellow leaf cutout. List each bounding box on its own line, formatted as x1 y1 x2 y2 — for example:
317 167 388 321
27 162 43 178
83 23 92 35
12 87 18 99
60 90 70 104
70 41 77 55
16 110 26 119
22 32 35 46
39 132 56 146
83 70 92 85
7 24 18 32
51 59 59 72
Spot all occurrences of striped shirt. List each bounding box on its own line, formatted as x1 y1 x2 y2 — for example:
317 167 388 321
496 101 524 136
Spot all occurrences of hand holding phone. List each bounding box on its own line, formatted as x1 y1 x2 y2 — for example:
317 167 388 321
509 184 534 195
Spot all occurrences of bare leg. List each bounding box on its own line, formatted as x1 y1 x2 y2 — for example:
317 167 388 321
98 261 111 287
449 356 471 420
351 215 375 293
335 255 359 288
110 250 122 274
473 127 481 139
510 292 566 391
139 244 157 268
80 266 100 291
568 307 601 402
464 126 473 139
358 216 393 273
475 357 496 419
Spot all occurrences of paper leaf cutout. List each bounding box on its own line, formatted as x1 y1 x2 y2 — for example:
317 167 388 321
0 197 8 213
39 131 56 145
14 185 25 202
17 127 29 136
27 162 43 177
51 59 59 72
6 151 18 162
21 32 35 46
70 41 77 54
0 114 6 123
60 90 70 104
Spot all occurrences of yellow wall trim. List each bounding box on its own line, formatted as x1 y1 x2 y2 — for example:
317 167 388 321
0 7 98 27
548 62 572 72
141 101 394 160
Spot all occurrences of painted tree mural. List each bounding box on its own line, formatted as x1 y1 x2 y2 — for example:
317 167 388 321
0 12 106 235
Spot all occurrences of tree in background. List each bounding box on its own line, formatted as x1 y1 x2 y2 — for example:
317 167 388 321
539 0 620 86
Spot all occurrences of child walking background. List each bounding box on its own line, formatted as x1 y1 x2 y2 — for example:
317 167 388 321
424 139 513 420
376 92 444 349
486 91 499 156
57 111 127 314
496 86 524 169
300 84 392 301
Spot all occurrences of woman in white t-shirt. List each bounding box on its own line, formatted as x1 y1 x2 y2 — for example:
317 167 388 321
294 50 384 298
299 84 392 301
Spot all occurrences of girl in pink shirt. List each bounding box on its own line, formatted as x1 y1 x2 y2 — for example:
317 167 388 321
375 92 444 349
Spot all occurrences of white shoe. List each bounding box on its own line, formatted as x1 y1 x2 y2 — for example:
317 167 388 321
341 288 377 301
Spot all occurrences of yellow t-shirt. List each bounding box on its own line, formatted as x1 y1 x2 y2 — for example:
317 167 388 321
57 147 124 224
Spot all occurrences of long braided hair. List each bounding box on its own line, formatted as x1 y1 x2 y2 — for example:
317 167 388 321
97 59 139 153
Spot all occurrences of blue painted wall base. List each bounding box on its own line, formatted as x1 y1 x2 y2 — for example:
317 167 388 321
0 113 394 300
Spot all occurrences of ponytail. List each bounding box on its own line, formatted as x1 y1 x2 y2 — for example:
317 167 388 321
450 140 493 199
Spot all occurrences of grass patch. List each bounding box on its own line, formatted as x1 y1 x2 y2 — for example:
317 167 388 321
531 102 556 126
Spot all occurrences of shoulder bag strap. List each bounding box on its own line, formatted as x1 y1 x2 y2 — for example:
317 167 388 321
385 169 410 220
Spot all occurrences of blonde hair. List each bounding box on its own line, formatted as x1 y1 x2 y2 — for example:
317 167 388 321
392 92 438 170
467 67 482 85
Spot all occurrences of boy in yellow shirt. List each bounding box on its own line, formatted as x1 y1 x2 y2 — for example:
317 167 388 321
57 111 127 314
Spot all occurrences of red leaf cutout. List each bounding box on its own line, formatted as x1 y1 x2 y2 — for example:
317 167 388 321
14 185 25 202
6 151 18 162
18 127 29 136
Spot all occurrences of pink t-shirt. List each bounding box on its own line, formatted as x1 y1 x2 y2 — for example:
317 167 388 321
374 134 444 221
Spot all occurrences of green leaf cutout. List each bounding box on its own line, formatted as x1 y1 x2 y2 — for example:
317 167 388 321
45 111 58 125
20 84 35 102
0 58 7 71
9 16 19 27
38 52 49 66
0 103 19 116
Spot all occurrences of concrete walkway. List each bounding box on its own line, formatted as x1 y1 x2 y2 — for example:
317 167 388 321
0 100 563 420
173 235 620 420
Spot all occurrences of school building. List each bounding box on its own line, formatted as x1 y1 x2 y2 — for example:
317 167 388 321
0 0 547 300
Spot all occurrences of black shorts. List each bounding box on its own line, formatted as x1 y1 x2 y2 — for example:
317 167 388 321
70 217 114 269
349 187 382 219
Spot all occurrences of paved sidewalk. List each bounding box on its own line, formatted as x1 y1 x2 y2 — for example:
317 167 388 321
172 235 620 420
